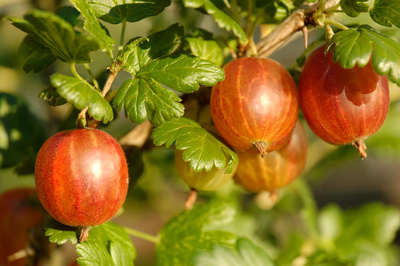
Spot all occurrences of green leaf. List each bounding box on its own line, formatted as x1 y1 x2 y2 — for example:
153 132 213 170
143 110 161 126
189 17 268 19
7 9 100 64
0 93 46 170
185 36 224 66
18 39 57 73
77 222 136 266
44 219 79 245
156 199 239 265
114 25 224 126
256 0 296 21
340 0 369 18
138 54 224 93
39 86 67 106
88 0 171 24
369 0 400 28
194 238 273 266
51 74 114 123
327 24 400 86
183 0 247 44
55 5 83 27
70 0 115 53
335 203 400 261
118 23 184 74
113 78 184 126
152 117 238 173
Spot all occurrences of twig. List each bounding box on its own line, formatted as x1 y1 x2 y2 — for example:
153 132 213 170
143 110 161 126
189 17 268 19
254 0 341 58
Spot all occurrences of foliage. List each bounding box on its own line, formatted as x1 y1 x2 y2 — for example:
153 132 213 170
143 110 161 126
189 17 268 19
1 0 400 265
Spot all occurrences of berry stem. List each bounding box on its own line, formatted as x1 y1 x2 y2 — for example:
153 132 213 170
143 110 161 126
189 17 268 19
352 140 367 159
254 141 268 157
185 188 198 210
124 226 159 243
79 226 92 243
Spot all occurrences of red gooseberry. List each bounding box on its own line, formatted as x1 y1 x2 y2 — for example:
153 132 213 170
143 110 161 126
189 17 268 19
34 128 129 229
210 57 299 156
299 45 389 158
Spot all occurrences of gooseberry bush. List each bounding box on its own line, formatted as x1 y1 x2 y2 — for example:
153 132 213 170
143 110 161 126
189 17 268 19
1 0 400 265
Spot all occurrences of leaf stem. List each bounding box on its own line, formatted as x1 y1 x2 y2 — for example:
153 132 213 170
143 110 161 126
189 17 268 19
84 64 100 91
244 0 252 38
119 20 127 51
124 226 159 243
323 18 349 31
70 63 86 83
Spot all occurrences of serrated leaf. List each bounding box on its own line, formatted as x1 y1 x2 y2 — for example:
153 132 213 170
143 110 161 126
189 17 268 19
88 0 171 24
18 36 56 73
70 0 115 53
369 0 400 28
114 28 224 126
138 54 224 93
113 78 184 126
152 117 238 173
156 199 239 266
44 219 79 245
194 238 273 266
51 74 114 123
116 37 149 72
327 24 400 86
256 0 296 22
7 9 100 64
185 36 224 66
340 0 369 18
39 86 67 106
118 23 184 74
183 0 247 44
76 222 136 266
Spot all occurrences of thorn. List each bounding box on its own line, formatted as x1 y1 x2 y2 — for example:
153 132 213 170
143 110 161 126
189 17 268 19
301 26 308 49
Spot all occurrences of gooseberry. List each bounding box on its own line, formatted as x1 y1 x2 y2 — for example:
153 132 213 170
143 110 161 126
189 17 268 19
34 128 129 229
210 57 299 155
234 120 307 194
0 188 44 266
299 45 389 158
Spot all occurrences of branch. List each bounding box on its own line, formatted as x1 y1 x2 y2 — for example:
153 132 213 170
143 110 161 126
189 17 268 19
255 0 341 58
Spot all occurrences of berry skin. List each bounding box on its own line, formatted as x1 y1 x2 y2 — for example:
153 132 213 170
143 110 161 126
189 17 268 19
174 150 237 191
299 45 389 158
34 128 129 227
210 57 299 156
0 188 43 266
234 121 307 193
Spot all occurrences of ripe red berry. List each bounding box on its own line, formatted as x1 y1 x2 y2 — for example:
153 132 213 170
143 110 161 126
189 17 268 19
34 128 129 227
210 57 299 155
0 188 44 266
299 45 389 158
234 121 307 193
